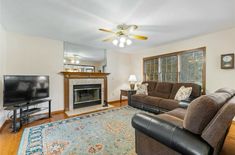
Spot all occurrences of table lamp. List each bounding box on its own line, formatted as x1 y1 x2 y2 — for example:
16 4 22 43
128 75 137 90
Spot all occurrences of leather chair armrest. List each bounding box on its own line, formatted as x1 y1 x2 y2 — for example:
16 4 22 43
132 113 212 155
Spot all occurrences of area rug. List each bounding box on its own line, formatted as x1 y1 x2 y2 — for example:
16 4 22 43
18 106 145 155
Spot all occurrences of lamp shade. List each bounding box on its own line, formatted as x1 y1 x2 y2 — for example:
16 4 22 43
128 75 137 82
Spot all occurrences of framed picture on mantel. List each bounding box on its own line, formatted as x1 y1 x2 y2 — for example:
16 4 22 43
221 53 234 69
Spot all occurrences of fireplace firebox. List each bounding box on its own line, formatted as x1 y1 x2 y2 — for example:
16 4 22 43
73 84 101 109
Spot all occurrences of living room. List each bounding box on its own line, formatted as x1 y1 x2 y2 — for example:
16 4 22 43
0 0 235 155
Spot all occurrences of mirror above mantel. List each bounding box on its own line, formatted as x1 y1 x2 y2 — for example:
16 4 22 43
64 42 107 73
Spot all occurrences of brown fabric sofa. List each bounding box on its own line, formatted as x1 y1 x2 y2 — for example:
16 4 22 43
130 81 201 113
132 88 235 155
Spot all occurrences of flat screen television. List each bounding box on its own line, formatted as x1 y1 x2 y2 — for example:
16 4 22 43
3 75 49 107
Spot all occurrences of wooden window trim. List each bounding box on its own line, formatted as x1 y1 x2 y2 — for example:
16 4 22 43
143 47 206 94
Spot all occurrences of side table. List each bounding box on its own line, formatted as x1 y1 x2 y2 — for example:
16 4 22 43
120 89 137 105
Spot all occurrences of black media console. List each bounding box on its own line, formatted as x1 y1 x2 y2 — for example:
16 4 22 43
5 99 51 132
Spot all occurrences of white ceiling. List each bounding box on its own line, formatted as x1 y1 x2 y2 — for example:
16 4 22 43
1 0 235 53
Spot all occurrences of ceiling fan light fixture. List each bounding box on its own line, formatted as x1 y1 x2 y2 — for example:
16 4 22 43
126 39 132 45
119 42 125 48
120 36 126 43
112 39 118 46
99 24 147 48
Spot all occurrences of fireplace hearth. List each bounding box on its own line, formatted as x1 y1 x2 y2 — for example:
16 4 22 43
73 84 101 109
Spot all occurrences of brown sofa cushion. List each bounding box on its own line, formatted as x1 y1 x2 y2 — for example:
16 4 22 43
151 82 173 99
166 108 187 120
207 92 231 108
158 99 180 111
131 94 148 103
215 87 235 96
142 81 157 96
157 113 184 127
183 92 231 134
144 96 162 107
169 83 201 99
201 96 235 148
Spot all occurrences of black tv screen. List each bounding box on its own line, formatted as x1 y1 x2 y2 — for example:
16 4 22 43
3 75 49 107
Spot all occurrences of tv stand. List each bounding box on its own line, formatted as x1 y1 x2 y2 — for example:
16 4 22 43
5 99 51 132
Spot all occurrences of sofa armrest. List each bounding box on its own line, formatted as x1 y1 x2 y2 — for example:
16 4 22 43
182 97 194 102
132 113 212 155
179 97 194 108
179 100 190 109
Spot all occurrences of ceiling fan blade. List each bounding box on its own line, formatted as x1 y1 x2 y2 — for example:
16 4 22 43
129 34 148 40
99 28 115 33
102 37 115 42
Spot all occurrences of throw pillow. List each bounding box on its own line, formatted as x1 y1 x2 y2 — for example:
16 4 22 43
174 86 192 101
136 83 148 95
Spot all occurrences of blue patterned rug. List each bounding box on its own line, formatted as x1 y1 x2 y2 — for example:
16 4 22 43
18 106 144 155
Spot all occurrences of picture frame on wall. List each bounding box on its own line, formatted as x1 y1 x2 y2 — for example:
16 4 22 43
221 53 234 69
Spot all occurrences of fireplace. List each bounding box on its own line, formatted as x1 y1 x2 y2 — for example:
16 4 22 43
73 84 101 109
61 72 110 111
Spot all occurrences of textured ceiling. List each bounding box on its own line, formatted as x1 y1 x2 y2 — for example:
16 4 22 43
1 0 235 53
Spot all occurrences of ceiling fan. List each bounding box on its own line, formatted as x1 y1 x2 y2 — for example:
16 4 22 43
99 24 148 48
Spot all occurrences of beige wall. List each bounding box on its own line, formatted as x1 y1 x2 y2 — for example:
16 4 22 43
0 24 7 127
130 27 235 94
106 50 131 101
5 32 64 112
0 31 132 125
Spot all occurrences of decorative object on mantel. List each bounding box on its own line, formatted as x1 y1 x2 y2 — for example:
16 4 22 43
60 72 110 111
128 75 137 90
221 53 234 69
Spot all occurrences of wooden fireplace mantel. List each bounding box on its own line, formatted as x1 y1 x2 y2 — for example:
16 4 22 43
60 71 110 78
60 71 110 111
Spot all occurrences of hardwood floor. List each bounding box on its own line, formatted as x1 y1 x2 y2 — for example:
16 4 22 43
0 113 68 155
220 122 235 155
0 101 235 155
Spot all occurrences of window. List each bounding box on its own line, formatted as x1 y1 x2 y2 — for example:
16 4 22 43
143 58 158 81
179 51 204 86
143 47 206 93
160 55 178 82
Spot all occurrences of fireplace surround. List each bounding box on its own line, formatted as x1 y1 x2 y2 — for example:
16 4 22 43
73 84 101 108
69 79 104 110
61 72 110 111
